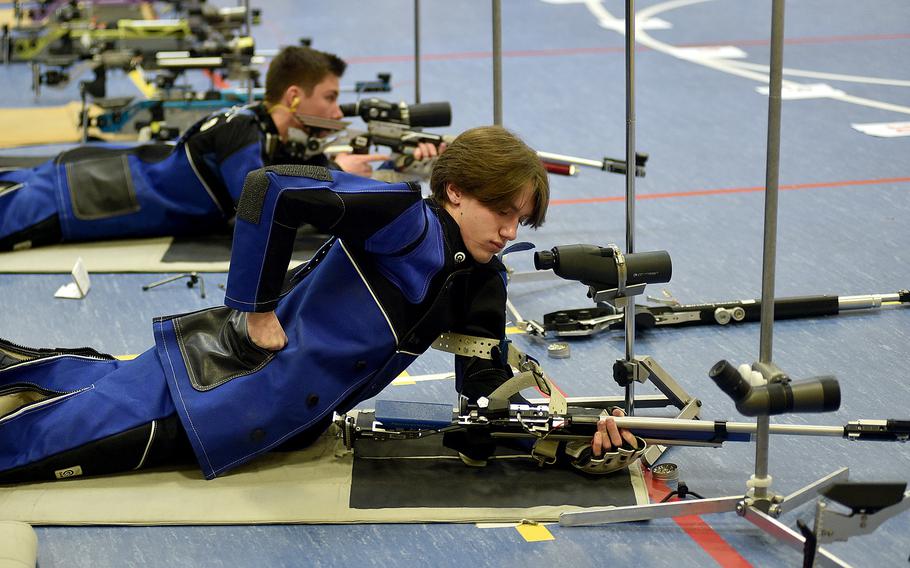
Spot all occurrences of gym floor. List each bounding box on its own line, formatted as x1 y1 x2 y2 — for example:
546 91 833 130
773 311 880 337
1 1 908 566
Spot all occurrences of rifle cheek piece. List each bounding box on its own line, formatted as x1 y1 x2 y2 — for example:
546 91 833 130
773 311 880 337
709 360 841 417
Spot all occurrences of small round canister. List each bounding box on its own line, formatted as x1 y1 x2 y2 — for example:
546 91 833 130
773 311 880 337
547 341 571 359
652 462 679 489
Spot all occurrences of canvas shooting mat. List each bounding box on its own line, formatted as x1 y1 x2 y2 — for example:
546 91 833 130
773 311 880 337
0 231 325 273
0 102 136 148
0 419 648 525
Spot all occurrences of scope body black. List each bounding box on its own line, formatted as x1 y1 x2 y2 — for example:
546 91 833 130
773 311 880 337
534 244 671 288
709 360 840 416
340 98 451 128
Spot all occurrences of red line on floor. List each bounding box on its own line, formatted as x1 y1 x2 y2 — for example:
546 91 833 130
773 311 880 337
645 470 753 568
344 33 910 65
549 176 910 206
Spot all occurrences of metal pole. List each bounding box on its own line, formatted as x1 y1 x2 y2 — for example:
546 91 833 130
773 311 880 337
753 0 786 501
492 0 502 125
623 0 637 415
245 0 253 103
414 0 421 103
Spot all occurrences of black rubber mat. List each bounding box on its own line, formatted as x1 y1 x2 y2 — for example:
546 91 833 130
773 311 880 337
349 418 638 509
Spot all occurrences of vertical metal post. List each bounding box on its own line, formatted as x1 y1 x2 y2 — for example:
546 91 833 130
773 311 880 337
80 84 88 143
623 0 637 415
753 0 786 500
245 0 253 103
414 0 421 103
492 0 503 125
32 61 40 96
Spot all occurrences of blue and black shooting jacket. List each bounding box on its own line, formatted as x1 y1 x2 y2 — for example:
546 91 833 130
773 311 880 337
0 165 512 479
0 104 329 246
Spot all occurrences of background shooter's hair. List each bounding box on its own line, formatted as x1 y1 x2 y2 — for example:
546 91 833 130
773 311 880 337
264 46 347 104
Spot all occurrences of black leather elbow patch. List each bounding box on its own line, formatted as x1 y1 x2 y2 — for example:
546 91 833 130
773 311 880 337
265 164 333 180
236 169 270 224
236 165 334 225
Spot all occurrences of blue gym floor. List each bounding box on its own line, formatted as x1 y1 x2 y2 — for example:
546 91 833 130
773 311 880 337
1 1 909 566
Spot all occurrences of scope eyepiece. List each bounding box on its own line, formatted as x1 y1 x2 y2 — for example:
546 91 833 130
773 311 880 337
534 249 556 271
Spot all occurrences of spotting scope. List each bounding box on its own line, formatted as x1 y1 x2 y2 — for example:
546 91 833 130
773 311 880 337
534 244 671 290
709 360 841 417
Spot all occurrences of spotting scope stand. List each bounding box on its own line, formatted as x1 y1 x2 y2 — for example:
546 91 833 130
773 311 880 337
559 1 909 565
559 360 908 567
532 243 701 467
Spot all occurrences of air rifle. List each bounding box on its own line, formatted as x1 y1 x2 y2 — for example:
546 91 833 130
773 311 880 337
533 290 910 338
335 98 647 177
336 402 909 450
336 357 908 458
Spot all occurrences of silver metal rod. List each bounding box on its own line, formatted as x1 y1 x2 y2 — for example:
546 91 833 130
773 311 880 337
623 0 637 415
838 293 898 310
561 496 742 526
536 151 605 169
570 416 846 438
414 0 421 103
754 0 787 500
245 0 253 103
492 0 502 125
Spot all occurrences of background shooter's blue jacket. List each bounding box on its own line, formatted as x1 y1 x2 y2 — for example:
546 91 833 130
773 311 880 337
0 165 513 480
0 104 330 249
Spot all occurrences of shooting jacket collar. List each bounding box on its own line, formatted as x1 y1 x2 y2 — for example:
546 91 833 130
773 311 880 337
427 197 478 269
251 102 281 137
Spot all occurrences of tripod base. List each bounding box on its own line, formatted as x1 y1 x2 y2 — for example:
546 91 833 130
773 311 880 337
561 468 853 567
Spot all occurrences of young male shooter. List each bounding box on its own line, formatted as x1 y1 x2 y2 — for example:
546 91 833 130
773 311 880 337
0 46 432 251
0 126 634 482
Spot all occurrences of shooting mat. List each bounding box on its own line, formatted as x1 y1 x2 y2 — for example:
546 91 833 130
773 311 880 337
0 231 324 273
0 421 648 525
0 521 37 568
0 102 135 148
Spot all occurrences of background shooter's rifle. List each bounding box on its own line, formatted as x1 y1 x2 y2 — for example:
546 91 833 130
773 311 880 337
530 289 910 338
537 150 648 177
331 98 647 177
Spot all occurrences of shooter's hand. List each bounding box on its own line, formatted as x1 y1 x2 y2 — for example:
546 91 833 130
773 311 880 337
413 141 446 161
247 311 287 351
592 407 640 456
334 152 391 176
